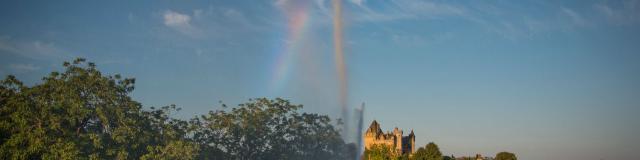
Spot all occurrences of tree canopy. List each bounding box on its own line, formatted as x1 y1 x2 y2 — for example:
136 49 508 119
412 142 443 160
190 98 355 160
0 58 517 160
362 142 446 160
0 58 355 160
495 152 517 160
363 144 398 160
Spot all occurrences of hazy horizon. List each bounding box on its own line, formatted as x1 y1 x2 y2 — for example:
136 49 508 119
2 0 640 159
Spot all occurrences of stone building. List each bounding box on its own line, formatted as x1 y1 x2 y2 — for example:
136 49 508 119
363 120 415 154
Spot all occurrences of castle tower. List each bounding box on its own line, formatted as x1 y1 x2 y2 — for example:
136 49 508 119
393 127 402 153
408 130 415 153
364 120 383 150
363 120 416 154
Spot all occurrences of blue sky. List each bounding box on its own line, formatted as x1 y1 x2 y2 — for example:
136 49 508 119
2 0 640 159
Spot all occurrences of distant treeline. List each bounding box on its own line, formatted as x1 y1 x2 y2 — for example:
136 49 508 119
0 58 357 160
363 141 517 160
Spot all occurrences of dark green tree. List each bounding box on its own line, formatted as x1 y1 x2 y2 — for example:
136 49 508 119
0 58 355 160
495 152 517 160
412 142 442 160
412 147 427 160
363 144 397 160
189 98 354 160
0 58 198 159
397 153 410 160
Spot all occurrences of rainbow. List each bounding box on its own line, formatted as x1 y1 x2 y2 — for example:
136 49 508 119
270 0 349 117
270 2 311 92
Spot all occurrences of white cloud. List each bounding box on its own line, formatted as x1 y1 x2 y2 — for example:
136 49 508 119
160 7 265 38
9 63 40 72
164 10 191 27
163 10 200 36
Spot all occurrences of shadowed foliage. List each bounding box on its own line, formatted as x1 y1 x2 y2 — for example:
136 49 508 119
0 58 356 160
412 142 442 160
363 144 398 160
495 152 517 160
190 98 356 160
362 142 448 160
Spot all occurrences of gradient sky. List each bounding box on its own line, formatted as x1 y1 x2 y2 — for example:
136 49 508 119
2 0 640 159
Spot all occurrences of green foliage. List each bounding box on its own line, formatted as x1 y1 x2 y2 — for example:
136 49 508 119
495 152 517 160
0 58 355 160
190 98 356 160
412 142 442 160
140 140 199 160
363 144 398 160
397 153 410 160
413 147 427 160
0 58 166 159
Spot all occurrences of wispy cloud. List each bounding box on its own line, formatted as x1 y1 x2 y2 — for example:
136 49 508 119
593 1 640 25
151 6 275 59
98 58 133 65
128 13 136 23
339 0 640 41
390 33 427 47
8 63 40 73
0 36 71 60
349 0 365 7
391 0 466 18
347 0 467 22
562 7 588 27
167 6 267 37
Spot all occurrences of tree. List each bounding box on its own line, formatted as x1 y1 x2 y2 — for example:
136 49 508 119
140 141 199 160
495 152 517 160
413 147 427 160
0 58 355 159
363 144 397 160
412 142 442 160
190 98 354 160
0 58 197 159
397 153 410 160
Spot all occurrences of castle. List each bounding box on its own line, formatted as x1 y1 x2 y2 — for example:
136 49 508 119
364 120 415 154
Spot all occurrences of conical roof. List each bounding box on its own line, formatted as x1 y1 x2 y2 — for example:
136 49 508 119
366 120 382 134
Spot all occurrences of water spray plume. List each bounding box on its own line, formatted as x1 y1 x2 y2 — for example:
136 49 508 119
356 103 365 159
332 0 349 131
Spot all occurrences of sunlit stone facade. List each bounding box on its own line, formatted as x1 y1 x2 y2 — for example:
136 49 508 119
363 120 415 154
